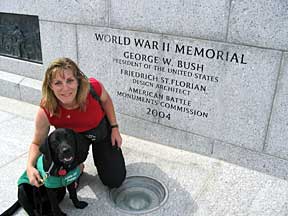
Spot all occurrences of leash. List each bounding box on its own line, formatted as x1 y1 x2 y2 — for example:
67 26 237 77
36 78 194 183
43 161 54 182
43 160 70 183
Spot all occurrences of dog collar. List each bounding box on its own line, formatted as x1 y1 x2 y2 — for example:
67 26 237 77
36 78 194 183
44 159 68 179
58 168 67 176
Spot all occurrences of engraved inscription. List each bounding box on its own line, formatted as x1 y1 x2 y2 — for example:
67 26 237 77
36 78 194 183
94 32 248 122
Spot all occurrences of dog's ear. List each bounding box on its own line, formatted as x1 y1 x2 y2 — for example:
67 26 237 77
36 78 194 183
73 131 90 164
39 137 52 164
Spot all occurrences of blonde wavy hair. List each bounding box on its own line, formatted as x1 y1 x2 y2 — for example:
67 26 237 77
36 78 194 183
40 57 90 116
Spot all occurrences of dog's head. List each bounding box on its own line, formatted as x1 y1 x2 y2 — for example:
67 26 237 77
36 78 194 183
39 128 89 172
40 128 76 166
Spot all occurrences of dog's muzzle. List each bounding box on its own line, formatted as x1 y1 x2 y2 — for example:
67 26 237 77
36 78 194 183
59 147 74 164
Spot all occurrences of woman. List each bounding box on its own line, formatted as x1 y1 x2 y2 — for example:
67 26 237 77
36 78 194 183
27 57 126 189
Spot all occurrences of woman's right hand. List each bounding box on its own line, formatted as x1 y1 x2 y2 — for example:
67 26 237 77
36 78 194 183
26 108 50 187
27 166 43 187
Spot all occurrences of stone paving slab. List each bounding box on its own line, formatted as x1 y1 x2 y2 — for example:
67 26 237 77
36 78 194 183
0 110 14 123
0 155 27 216
0 96 288 216
194 163 288 216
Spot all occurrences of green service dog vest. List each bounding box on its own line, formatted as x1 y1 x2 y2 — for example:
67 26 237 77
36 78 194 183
18 155 81 188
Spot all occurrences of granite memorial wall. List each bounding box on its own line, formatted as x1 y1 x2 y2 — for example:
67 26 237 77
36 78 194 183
0 0 287 174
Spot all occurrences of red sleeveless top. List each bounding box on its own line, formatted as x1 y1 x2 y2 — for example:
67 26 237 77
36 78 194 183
43 78 105 132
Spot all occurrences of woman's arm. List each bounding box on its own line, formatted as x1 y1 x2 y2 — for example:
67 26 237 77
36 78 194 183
99 83 122 147
26 107 50 187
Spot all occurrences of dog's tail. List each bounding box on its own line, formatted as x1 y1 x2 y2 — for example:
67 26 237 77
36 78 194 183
0 200 21 216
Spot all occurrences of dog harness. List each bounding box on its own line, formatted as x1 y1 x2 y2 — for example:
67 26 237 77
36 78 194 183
18 155 81 188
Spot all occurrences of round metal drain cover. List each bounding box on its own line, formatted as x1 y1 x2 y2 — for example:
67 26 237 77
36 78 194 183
109 176 168 214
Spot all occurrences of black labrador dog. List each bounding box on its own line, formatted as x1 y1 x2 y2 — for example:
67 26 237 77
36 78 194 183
1 128 90 216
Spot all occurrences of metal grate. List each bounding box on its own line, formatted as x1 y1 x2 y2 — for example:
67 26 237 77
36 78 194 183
109 176 168 214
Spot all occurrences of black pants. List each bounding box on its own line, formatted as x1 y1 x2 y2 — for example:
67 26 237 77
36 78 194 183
91 129 126 188
80 116 126 188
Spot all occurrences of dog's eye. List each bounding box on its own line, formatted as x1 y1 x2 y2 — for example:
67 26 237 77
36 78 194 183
64 132 73 140
54 137 61 143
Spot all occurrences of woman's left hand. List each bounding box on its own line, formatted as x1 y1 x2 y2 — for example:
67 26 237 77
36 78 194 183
111 128 122 147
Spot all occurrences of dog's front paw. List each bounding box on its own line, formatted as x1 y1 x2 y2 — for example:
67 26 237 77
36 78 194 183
74 200 88 209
